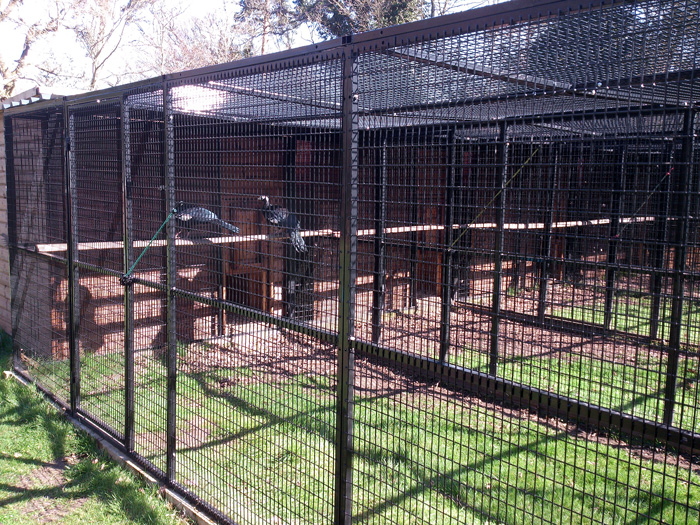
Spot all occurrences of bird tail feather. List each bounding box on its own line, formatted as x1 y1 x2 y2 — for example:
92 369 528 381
214 218 240 234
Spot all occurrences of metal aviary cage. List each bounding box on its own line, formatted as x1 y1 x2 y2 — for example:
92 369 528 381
3 0 700 523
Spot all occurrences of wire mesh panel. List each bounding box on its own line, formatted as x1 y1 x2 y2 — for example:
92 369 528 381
11 252 70 403
124 87 170 471
6 109 69 404
351 1 700 523
68 101 126 439
5 0 700 523
167 53 343 523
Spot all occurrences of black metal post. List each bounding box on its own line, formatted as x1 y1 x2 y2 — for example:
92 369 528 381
164 85 178 483
335 42 357 525
663 109 696 427
604 147 627 329
649 147 673 340
538 144 558 321
439 131 456 364
371 132 388 344
489 123 508 376
4 116 18 371
65 108 80 415
121 98 135 451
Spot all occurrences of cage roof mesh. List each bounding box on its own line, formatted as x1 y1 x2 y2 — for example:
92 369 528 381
120 0 700 137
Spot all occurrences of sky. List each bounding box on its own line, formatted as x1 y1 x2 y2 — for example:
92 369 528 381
1 0 500 98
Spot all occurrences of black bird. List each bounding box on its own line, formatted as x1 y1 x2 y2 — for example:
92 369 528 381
258 195 307 253
174 202 240 237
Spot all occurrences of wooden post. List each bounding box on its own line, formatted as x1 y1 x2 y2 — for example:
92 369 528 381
371 132 388 344
490 123 508 376
439 131 456 364
604 147 627 329
538 144 559 321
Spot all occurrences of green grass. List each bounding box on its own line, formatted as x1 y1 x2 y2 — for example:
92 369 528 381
79 340 700 524
13 336 700 524
0 333 188 525
554 294 700 345
450 348 700 434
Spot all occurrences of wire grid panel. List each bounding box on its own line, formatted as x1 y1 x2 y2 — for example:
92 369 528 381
168 55 343 523
68 101 126 439
350 3 700 523
69 101 125 271
125 87 170 471
4 0 700 523
6 109 70 404
11 252 70 404
8 109 67 251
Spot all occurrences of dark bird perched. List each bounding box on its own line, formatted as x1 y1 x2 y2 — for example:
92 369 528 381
258 195 307 253
174 202 240 237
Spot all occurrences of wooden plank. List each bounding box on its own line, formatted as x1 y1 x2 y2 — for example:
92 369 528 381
27 215 660 254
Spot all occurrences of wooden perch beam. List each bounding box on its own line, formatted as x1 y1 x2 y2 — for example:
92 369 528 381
30 216 658 254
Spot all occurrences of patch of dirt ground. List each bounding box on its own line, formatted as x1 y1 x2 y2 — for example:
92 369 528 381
15 455 87 523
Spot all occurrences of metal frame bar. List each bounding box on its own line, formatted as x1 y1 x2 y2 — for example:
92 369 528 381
663 109 697 427
121 98 135 451
66 108 80 415
537 144 558 320
335 41 358 525
439 130 456 363
649 146 674 340
371 131 388 344
603 146 627 329
164 84 178 484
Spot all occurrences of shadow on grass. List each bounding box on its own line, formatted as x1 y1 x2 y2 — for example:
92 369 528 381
0 332 182 525
0 457 174 524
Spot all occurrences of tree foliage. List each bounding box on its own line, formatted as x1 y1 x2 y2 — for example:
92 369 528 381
1 0 485 99
67 0 156 90
0 0 73 99
295 0 421 38
237 0 299 54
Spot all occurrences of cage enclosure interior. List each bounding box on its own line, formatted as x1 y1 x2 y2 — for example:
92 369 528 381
4 0 700 523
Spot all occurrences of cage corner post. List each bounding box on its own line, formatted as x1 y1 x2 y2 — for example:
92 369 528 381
121 96 135 451
164 83 178 484
4 115 18 371
65 105 81 415
335 44 358 525
662 108 696 428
